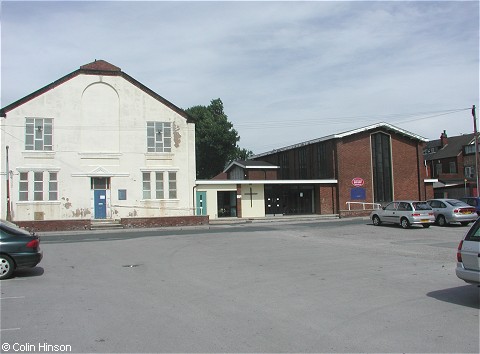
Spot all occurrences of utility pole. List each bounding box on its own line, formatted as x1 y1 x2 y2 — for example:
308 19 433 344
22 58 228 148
6 145 12 221
473 105 479 198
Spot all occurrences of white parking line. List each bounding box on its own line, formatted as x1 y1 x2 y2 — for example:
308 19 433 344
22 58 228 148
0 328 21 331
0 296 26 300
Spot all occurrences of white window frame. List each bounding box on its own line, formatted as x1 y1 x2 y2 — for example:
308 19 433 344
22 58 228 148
147 122 172 153
25 118 53 151
18 170 59 202
142 171 178 200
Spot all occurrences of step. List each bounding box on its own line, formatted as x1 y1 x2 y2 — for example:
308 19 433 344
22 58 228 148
90 220 124 230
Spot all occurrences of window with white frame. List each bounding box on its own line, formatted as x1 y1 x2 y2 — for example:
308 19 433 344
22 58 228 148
25 118 53 151
34 172 44 201
449 161 457 174
18 171 59 202
168 172 177 199
147 122 172 152
142 171 177 200
155 172 164 199
49 172 58 201
19 172 28 201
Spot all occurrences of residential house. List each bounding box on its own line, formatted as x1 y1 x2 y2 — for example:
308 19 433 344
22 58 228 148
424 130 479 198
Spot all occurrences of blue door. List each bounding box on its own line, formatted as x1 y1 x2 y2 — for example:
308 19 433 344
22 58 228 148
196 191 207 216
94 190 107 219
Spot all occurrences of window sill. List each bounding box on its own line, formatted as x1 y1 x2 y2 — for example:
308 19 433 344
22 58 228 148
145 152 174 160
16 201 61 205
22 151 56 159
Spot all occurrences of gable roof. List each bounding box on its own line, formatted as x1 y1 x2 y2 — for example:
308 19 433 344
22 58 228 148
0 60 194 123
424 133 474 160
253 122 427 158
224 160 279 173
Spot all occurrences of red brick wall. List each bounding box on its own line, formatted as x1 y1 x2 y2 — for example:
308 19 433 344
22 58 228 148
121 216 209 228
246 169 278 180
391 135 426 200
318 185 336 214
16 216 209 232
336 132 374 210
336 130 428 209
16 220 91 232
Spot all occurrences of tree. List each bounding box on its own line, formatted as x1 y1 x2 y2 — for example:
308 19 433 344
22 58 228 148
186 98 253 179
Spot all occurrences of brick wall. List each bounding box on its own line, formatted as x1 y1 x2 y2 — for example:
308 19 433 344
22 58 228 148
336 132 373 210
121 216 209 228
336 130 428 207
16 216 209 232
16 220 91 232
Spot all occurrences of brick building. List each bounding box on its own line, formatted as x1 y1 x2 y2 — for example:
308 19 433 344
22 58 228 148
196 122 435 219
424 130 479 198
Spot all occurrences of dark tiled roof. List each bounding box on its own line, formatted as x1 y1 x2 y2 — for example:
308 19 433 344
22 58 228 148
425 133 474 160
1 60 194 122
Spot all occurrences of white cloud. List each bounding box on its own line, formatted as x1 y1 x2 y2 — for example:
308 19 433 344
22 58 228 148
1 1 478 153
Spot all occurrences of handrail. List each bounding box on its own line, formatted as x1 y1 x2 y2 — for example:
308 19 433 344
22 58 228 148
346 201 382 210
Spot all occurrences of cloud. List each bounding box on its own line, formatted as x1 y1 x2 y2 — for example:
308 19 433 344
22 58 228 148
1 1 478 153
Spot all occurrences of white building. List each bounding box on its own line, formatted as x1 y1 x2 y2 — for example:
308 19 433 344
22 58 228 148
0 60 196 223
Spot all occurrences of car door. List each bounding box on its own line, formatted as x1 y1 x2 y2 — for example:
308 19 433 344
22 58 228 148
382 202 399 224
428 200 442 219
462 224 480 273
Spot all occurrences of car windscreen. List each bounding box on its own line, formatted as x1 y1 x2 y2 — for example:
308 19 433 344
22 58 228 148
446 200 469 207
412 202 432 210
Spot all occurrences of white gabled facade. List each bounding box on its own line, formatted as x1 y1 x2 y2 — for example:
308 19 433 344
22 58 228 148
0 60 196 221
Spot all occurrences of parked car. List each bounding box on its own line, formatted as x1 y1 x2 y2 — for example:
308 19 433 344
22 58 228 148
456 218 480 284
0 219 43 280
427 199 478 226
370 201 435 229
459 197 480 216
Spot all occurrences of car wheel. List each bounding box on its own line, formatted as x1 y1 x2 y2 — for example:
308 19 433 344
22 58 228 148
0 255 15 280
400 218 410 229
422 224 430 228
460 221 470 226
437 215 447 227
372 215 382 226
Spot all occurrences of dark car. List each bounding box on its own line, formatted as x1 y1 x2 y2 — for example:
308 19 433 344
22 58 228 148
460 197 480 216
0 219 43 280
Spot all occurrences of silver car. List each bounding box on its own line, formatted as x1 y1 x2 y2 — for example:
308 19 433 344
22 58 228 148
370 200 435 229
456 218 480 284
427 199 478 226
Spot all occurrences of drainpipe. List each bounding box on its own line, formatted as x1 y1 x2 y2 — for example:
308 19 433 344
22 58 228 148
6 145 11 221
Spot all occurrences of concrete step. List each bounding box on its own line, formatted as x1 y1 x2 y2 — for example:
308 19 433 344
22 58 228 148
90 219 124 230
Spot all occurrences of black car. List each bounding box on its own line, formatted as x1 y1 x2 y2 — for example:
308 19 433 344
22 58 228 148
0 219 43 280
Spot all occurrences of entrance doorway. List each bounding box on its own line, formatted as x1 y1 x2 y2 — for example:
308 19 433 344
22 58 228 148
196 191 207 216
265 185 314 215
92 177 110 219
217 191 237 217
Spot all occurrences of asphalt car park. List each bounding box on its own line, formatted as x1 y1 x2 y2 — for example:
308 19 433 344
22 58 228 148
1 218 478 353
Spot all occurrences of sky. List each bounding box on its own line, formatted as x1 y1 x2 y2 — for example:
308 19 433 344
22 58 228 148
1 0 479 154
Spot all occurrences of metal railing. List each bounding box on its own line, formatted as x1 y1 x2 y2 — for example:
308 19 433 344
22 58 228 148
346 201 382 210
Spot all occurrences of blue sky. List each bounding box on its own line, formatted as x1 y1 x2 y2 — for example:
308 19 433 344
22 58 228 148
1 1 479 154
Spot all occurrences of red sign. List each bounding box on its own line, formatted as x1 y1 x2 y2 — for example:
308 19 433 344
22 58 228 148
352 177 364 187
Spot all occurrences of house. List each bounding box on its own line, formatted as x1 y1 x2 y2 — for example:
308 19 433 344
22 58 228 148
196 122 436 219
0 60 198 229
424 130 479 198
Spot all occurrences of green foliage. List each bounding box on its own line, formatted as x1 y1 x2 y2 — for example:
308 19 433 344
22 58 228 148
186 98 252 179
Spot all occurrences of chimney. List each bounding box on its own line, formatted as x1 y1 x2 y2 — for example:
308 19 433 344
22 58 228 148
440 130 448 147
